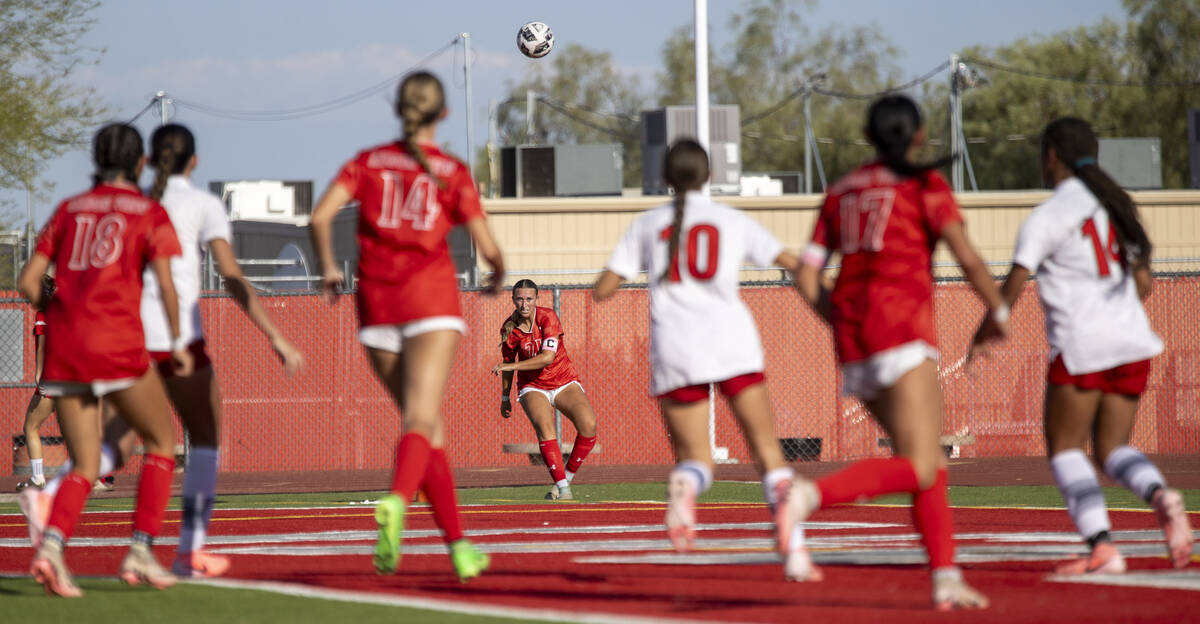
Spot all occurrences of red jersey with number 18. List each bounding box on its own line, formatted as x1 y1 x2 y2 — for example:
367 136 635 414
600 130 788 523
34 184 182 383
808 162 962 364
334 142 485 327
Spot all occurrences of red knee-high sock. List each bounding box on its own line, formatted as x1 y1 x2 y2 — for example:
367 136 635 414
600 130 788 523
565 435 597 473
132 454 176 538
816 457 920 507
420 448 463 543
912 467 955 569
390 433 432 499
538 439 567 483
46 472 93 541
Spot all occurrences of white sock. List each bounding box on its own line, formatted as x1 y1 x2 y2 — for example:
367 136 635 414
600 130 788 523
555 478 570 490
1103 445 1166 503
1051 449 1111 541
30 458 44 480
44 443 117 496
565 470 576 484
179 447 219 554
762 467 795 512
673 460 713 495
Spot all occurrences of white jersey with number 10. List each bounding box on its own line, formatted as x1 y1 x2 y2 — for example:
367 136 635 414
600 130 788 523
606 192 783 395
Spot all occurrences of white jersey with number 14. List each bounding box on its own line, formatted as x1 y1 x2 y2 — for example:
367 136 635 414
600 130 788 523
606 192 783 395
1012 176 1162 374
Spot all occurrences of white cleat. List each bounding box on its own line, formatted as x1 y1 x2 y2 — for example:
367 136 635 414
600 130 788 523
545 484 573 500
18 487 51 547
784 546 823 582
119 543 177 590
1152 488 1193 569
31 538 83 598
16 475 45 492
932 567 989 611
665 473 697 552
776 477 822 581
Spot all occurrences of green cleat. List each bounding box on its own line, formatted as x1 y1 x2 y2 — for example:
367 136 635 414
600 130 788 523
450 539 490 583
373 494 406 574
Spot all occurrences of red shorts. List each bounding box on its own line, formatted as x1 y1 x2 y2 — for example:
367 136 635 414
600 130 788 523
149 340 212 378
1047 355 1151 396
659 372 766 403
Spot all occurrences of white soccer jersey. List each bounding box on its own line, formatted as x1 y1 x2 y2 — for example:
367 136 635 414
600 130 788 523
140 175 232 351
1012 177 1162 374
606 192 783 395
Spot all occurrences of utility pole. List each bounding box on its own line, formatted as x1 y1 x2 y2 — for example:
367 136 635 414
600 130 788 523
155 91 173 126
526 90 536 144
694 0 710 196
461 33 475 177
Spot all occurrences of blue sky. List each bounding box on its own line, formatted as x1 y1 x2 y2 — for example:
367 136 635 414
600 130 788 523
11 0 1125 225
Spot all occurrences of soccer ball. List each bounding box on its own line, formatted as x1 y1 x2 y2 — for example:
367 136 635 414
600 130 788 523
517 21 554 59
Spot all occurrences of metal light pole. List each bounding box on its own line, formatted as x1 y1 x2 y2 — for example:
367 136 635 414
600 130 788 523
526 90 537 144
25 185 34 260
949 55 962 192
461 33 475 177
155 91 172 126
694 0 710 196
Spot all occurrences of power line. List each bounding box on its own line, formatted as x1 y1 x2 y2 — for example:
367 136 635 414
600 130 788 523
535 96 638 140
172 38 459 122
963 57 1200 88
125 99 158 124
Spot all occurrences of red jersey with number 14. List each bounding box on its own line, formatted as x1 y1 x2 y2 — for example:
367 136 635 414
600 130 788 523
810 162 962 364
501 306 580 391
34 184 181 383
334 142 485 327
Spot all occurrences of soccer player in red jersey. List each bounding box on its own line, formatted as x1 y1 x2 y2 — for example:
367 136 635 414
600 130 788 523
492 279 598 500
19 123 192 597
971 118 1192 575
310 71 504 582
16 274 56 492
791 96 1006 609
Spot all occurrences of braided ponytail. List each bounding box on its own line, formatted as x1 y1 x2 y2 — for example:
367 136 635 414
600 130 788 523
865 95 953 179
396 71 447 189
659 140 709 282
148 124 196 201
1042 117 1152 264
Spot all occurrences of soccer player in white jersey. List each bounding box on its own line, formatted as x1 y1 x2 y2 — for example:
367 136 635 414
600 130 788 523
593 139 805 577
28 124 304 578
972 117 1192 575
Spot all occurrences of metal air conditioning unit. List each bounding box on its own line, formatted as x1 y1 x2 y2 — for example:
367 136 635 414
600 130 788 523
500 144 622 198
641 105 741 195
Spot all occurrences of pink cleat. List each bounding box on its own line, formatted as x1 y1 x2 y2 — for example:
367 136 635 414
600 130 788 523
30 539 82 598
665 472 697 552
1152 488 1194 569
172 549 231 578
933 567 988 611
18 487 51 547
1054 541 1126 576
777 478 822 582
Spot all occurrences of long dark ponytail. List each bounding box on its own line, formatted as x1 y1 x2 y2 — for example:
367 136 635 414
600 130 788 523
865 95 953 179
92 123 143 188
1041 117 1151 265
660 140 709 282
148 123 196 201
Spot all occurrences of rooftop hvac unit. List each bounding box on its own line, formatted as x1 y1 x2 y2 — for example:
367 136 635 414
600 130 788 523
641 105 741 195
1098 138 1162 190
209 180 314 220
500 144 622 198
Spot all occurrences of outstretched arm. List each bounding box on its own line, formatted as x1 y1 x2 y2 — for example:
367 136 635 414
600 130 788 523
592 270 624 302
466 217 505 295
210 238 303 376
309 183 352 302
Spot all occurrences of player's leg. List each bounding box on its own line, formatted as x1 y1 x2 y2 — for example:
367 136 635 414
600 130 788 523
31 394 101 597
553 383 597 486
164 364 228 577
417 419 488 582
520 390 570 498
20 392 54 489
107 370 179 589
1093 391 1192 568
660 395 714 552
1044 382 1123 575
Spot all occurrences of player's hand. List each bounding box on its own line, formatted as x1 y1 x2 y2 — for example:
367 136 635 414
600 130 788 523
321 268 344 303
172 347 194 378
966 308 1009 366
482 257 505 296
491 362 512 376
500 396 512 419
271 335 305 377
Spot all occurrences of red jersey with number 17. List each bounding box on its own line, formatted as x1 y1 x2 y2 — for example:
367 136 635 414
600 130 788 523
334 142 485 327
501 306 580 391
34 184 182 383
809 162 962 364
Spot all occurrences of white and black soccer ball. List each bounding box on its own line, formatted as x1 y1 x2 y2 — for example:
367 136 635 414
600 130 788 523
517 21 554 59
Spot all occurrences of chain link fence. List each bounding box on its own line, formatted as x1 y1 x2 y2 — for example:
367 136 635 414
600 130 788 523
2 268 1198 478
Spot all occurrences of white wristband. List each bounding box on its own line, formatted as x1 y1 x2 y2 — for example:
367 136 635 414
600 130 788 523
171 336 188 352
500 396 511 403
991 304 1010 324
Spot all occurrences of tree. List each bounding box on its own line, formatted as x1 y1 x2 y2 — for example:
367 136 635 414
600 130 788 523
490 44 647 189
0 0 105 202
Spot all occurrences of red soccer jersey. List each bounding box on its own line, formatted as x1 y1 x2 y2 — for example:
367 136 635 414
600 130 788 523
33 311 46 337
810 162 962 364
334 142 485 327
34 184 182 383
501 306 580 391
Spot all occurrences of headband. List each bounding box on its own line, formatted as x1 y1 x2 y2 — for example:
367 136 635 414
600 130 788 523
1074 156 1097 169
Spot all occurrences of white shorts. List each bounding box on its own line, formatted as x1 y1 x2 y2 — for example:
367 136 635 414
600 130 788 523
518 380 584 407
40 377 139 398
358 316 467 353
841 340 939 401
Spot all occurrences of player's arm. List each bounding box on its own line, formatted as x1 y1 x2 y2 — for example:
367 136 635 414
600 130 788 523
309 183 352 302
151 256 193 377
592 270 624 302
493 345 556 373
465 217 505 296
209 238 303 376
499 356 515 418
34 333 45 383
795 244 833 324
17 253 50 307
1133 260 1153 301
